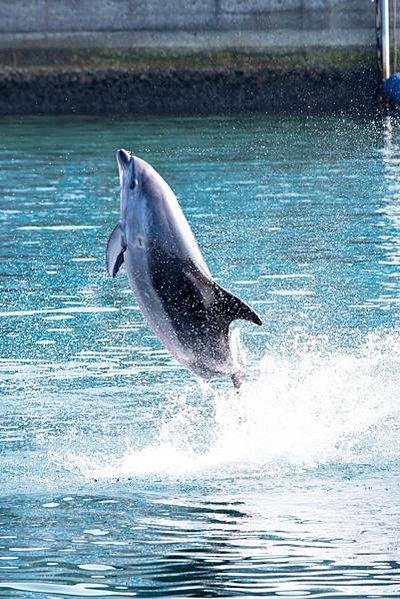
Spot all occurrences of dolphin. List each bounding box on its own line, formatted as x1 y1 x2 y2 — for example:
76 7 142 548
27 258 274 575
106 149 262 389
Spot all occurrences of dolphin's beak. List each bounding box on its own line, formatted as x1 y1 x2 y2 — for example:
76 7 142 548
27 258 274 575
116 148 132 170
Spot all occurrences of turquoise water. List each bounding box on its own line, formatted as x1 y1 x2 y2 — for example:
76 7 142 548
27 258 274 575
0 114 399 597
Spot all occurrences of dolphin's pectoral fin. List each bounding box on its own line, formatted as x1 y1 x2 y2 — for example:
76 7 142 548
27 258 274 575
214 285 262 326
106 224 126 278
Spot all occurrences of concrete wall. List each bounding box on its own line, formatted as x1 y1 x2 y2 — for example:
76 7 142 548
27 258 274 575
0 0 375 49
0 0 381 117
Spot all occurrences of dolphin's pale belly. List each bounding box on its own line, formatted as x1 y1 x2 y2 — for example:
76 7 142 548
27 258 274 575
124 245 235 378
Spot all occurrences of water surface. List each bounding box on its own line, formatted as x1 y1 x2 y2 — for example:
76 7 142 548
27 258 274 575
0 114 399 597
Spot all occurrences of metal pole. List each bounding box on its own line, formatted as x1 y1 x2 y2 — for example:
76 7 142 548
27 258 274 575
382 0 391 80
393 0 397 73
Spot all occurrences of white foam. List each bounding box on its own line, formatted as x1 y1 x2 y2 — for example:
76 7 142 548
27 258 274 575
67 331 400 482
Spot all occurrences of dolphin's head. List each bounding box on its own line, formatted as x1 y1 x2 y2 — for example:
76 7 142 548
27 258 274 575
116 149 153 229
116 149 172 224
116 148 139 211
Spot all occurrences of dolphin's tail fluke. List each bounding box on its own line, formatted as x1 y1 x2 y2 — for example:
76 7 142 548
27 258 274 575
230 327 245 392
231 370 245 392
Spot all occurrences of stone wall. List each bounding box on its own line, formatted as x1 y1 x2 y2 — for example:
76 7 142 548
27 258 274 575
0 0 382 115
0 0 374 49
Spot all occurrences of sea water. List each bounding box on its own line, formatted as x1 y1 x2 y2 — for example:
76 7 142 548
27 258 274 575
0 114 399 597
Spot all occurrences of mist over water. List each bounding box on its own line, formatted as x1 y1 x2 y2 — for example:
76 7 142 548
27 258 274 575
0 114 400 597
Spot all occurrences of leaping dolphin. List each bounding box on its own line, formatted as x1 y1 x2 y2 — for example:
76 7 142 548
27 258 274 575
106 149 262 389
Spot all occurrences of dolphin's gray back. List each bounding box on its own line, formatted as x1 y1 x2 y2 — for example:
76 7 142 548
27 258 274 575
139 160 211 278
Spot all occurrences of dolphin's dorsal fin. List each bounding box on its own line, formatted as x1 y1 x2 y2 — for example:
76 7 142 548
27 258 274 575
106 223 126 278
184 260 262 327
214 284 262 326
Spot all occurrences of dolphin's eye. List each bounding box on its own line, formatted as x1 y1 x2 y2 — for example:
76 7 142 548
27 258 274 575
130 178 138 190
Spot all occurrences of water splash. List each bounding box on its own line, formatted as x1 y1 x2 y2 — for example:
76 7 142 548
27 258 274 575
68 331 400 481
